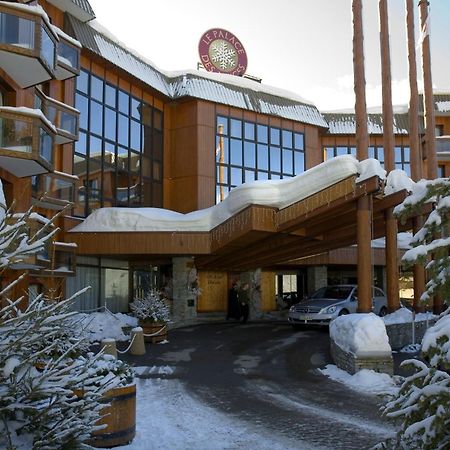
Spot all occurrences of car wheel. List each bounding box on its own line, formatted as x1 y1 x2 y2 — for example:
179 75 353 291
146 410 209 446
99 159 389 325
338 309 349 316
379 306 387 317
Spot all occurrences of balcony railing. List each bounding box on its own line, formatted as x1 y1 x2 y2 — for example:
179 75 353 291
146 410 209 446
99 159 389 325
0 2 58 88
436 136 450 154
52 25 81 80
35 88 79 144
32 170 77 210
0 106 55 177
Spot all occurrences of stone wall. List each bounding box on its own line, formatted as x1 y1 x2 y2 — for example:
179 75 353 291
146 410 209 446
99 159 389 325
385 319 436 350
330 338 394 375
172 257 198 325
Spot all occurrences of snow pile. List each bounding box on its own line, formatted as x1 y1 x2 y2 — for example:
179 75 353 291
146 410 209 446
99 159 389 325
72 311 138 342
320 364 399 395
393 178 441 216
72 156 389 233
385 169 415 195
356 158 386 182
330 313 392 356
371 231 412 249
383 308 435 325
421 313 450 367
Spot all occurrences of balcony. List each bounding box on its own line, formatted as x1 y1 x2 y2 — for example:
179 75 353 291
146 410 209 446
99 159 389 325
436 136 450 156
53 26 81 80
0 2 58 88
35 89 79 144
32 170 77 210
31 241 77 277
0 106 55 177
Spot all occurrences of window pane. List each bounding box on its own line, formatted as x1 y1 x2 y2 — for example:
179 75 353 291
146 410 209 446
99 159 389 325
217 116 228 135
118 113 129 146
216 165 228 186
270 146 281 172
245 170 255 182
118 90 129 115
326 147 334 160
350 147 356 156
282 130 293 149
216 136 229 163
271 173 280 180
270 128 280 145
104 107 116 141
395 147 402 162
76 93 88 130
75 131 87 155
244 122 255 140
368 146 375 159
377 147 384 163
294 133 304 150
130 119 141 151
336 146 348 156
257 124 268 143
105 84 116 108
77 69 89 94
230 119 241 138
91 75 103 102
131 97 141 120
230 139 242 165
231 167 242 186
403 147 410 162
282 149 293 174
89 135 102 159
294 151 305 174
244 141 255 168
257 171 268 180
90 100 103 135
257 144 268 170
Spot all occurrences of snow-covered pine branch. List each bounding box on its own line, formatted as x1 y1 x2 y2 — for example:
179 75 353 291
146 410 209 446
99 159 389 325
130 291 171 323
394 178 450 305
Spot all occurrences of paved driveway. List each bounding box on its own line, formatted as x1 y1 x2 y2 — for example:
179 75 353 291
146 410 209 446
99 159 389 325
122 322 395 449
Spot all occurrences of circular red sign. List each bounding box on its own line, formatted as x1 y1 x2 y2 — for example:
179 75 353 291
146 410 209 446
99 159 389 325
198 28 248 76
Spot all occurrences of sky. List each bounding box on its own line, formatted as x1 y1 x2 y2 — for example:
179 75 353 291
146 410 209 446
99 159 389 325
87 0 450 111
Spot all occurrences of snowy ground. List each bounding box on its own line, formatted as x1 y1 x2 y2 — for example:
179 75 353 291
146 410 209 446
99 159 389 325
121 373 313 450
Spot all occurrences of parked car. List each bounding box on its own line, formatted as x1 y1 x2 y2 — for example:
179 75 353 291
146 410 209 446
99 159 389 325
288 284 387 327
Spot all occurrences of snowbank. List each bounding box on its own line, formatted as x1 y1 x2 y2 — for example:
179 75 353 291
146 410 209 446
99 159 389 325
319 364 399 396
72 156 389 233
72 311 138 342
384 169 415 195
421 313 450 366
330 313 391 356
383 308 435 325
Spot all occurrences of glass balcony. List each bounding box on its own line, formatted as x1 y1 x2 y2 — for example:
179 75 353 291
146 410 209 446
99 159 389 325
31 171 76 210
0 3 58 88
436 136 450 154
31 241 77 277
35 89 79 144
0 107 55 177
53 26 81 80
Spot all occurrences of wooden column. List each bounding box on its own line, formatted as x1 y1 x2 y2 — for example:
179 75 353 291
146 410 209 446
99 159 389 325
353 0 369 161
385 208 400 312
357 195 373 312
406 0 423 181
419 0 437 179
379 0 394 173
412 215 426 312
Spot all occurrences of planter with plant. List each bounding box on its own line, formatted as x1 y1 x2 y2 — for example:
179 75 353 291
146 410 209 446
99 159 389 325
130 292 170 343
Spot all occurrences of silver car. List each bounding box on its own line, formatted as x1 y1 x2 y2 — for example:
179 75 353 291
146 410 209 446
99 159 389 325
288 284 388 327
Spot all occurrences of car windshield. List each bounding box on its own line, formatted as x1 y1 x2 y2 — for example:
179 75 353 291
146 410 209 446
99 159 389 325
310 286 353 300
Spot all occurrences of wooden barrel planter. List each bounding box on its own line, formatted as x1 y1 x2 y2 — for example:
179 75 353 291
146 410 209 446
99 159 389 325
88 384 136 448
140 320 168 343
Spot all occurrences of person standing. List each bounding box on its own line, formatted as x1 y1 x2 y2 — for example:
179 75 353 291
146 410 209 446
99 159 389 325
238 283 250 323
226 281 240 320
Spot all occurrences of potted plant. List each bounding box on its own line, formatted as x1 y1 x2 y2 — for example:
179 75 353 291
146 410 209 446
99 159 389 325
130 291 170 343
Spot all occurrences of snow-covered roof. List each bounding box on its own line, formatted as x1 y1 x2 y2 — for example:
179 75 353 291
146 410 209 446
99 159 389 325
323 112 411 135
71 156 391 234
46 0 95 23
66 15 328 128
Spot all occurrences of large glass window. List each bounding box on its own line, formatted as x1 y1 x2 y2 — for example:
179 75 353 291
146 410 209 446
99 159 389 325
215 115 305 203
74 68 163 216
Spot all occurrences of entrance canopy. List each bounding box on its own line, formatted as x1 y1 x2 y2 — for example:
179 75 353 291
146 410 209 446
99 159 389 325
68 156 410 270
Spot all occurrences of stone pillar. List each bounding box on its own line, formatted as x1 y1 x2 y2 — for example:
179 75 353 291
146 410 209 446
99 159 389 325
238 270 263 319
307 266 327 295
172 257 197 324
385 208 400 312
357 195 373 312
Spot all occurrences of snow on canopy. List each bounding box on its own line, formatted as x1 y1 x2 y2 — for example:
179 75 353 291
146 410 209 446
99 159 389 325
330 313 392 356
71 156 397 234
